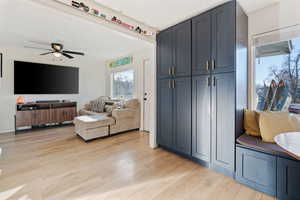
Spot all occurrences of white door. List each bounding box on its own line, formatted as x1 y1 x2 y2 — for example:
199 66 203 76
143 59 151 132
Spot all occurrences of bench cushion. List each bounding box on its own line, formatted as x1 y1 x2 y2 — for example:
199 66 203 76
237 134 288 157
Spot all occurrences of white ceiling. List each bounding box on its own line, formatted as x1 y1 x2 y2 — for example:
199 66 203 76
0 0 281 60
0 0 152 61
94 0 280 30
238 0 280 14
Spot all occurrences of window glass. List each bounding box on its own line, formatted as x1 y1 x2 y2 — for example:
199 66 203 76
255 38 300 114
111 69 134 99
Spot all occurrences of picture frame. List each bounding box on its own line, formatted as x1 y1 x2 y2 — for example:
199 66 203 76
0 53 2 78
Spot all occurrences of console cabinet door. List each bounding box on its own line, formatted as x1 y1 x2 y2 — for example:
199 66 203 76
157 29 173 79
192 75 211 161
173 21 191 77
173 77 191 155
211 1 235 74
211 73 235 172
277 157 300 200
51 108 64 123
63 107 77 122
192 12 211 75
33 109 51 125
16 111 32 127
157 79 173 149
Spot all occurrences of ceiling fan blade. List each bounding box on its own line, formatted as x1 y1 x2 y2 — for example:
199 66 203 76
62 53 74 59
63 50 84 56
24 46 52 51
40 52 54 55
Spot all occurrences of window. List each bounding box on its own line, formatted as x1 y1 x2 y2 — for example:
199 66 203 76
254 38 300 114
111 69 135 99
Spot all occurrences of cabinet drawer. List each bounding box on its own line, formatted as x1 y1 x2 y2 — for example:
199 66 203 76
277 157 300 200
236 147 276 197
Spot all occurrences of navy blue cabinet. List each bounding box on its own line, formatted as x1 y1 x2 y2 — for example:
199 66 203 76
277 157 300 200
157 21 191 79
157 79 173 148
157 29 173 79
212 1 235 74
173 77 192 154
157 78 191 155
236 147 277 197
173 21 192 78
157 0 248 178
192 12 211 75
211 73 235 173
192 75 211 161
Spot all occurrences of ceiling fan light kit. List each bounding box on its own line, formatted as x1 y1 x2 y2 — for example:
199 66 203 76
26 42 84 59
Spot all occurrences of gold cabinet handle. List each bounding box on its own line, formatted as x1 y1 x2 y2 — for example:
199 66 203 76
213 76 216 86
168 67 172 75
172 67 176 76
172 80 175 88
211 60 215 71
206 61 209 72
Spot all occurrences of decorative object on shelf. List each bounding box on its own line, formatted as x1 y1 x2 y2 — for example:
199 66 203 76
100 14 106 19
71 0 80 8
135 26 142 34
16 96 25 104
108 56 133 68
111 16 117 22
79 2 89 12
58 0 157 37
91 8 99 16
0 53 2 78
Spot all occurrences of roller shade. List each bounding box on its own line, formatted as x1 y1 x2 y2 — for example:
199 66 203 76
253 24 300 47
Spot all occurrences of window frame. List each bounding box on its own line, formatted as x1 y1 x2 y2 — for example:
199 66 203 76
110 68 136 100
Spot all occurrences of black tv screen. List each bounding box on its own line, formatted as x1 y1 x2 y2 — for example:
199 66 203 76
14 61 79 94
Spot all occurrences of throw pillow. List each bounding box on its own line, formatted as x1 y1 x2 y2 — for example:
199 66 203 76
259 112 300 143
244 110 260 137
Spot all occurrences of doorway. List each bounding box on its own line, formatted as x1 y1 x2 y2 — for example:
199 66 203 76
142 59 151 132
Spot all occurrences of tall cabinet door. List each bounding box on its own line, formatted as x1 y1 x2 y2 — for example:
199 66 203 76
173 77 191 155
211 73 235 172
173 21 191 77
211 1 235 74
157 79 173 148
157 29 173 79
192 12 211 75
192 75 211 161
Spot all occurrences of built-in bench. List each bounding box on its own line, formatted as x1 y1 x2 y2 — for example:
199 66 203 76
236 134 300 200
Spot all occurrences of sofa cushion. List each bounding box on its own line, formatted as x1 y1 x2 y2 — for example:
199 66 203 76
124 99 139 108
90 96 110 113
79 109 110 117
105 105 117 113
259 112 300 143
237 134 287 156
112 109 134 119
244 110 261 137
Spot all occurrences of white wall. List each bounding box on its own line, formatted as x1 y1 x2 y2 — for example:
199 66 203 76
105 47 157 148
0 47 107 133
248 1 300 108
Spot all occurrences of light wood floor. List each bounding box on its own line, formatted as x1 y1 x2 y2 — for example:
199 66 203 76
0 126 276 200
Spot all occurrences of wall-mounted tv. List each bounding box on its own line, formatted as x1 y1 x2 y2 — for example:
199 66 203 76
14 61 79 94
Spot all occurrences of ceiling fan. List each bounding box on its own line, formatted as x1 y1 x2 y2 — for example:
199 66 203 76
25 43 85 59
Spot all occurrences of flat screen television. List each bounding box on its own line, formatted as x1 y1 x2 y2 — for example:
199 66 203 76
14 61 79 94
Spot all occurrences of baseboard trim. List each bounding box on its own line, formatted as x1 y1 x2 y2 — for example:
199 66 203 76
0 129 15 134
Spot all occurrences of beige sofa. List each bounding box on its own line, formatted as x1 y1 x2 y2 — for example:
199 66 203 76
79 98 140 135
